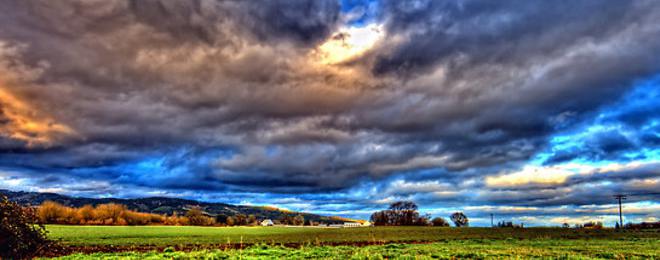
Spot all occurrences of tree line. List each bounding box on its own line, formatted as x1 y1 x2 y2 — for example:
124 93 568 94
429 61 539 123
37 201 216 226
215 213 307 226
34 200 315 226
370 201 469 227
37 199 472 227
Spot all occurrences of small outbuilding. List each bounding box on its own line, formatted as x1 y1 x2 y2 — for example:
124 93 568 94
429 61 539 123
261 219 274 226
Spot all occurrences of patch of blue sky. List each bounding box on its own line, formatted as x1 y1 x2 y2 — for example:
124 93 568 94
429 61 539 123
341 0 380 27
533 74 660 167
265 145 279 157
133 156 165 173
67 147 235 187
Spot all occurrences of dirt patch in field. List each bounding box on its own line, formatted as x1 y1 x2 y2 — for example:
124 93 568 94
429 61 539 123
39 240 437 257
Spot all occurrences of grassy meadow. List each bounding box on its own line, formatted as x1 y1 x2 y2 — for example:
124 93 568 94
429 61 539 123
52 240 660 259
44 225 660 259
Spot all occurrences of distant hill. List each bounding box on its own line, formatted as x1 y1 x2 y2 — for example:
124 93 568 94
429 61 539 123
0 189 350 224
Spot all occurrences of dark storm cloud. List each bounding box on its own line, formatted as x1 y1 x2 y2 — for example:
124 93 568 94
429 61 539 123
1 0 339 45
0 0 343 189
0 0 659 211
375 0 639 74
363 0 660 152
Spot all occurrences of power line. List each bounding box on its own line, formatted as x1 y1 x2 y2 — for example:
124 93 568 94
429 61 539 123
613 194 627 228
625 192 660 196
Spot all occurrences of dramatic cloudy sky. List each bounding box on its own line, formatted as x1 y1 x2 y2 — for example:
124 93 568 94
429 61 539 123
1 0 659 226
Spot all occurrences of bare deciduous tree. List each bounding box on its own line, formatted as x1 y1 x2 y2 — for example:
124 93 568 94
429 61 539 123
370 201 429 226
450 212 469 227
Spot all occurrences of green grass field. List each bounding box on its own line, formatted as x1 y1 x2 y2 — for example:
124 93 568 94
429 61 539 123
45 225 660 259
53 240 660 260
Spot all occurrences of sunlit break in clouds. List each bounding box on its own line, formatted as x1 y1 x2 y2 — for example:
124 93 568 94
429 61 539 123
316 23 384 64
0 0 659 226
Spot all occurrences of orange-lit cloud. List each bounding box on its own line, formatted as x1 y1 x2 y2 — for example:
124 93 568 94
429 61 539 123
0 87 75 147
485 165 574 187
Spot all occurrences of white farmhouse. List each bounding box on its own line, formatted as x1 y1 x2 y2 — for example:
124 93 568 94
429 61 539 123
343 222 362 227
261 219 274 226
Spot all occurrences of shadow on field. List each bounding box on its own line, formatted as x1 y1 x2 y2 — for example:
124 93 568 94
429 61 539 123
40 240 431 258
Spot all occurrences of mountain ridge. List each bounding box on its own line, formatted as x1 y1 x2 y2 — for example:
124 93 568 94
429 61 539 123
0 189 352 224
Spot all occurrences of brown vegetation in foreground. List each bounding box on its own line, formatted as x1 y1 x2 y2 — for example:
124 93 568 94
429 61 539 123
1 196 62 259
37 201 216 226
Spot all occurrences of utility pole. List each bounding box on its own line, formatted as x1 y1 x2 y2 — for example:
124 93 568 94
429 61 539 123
490 213 494 227
613 194 627 228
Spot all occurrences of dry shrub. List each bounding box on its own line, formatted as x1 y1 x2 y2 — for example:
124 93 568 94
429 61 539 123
1 196 61 259
186 207 216 226
34 201 219 226
123 211 159 225
168 215 190 226
37 201 67 224
95 203 126 222
78 205 95 224
150 214 165 224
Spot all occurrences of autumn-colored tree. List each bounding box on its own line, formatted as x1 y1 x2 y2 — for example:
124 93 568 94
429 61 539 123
293 215 305 226
31 201 293 227
78 205 95 224
123 211 158 225
186 207 216 226
149 213 165 224
226 216 235 226
95 203 126 224
164 213 180 225
177 216 190 226
247 214 257 226
37 201 66 224
234 214 248 226
38 201 175 226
